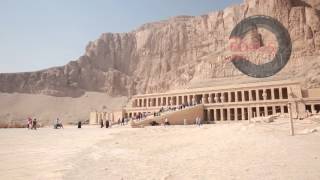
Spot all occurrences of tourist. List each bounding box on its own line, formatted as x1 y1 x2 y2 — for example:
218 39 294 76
27 117 32 129
198 117 202 126
32 118 37 130
106 120 109 128
121 117 125 126
109 120 112 128
100 120 104 128
77 121 82 128
54 118 63 129
164 118 169 126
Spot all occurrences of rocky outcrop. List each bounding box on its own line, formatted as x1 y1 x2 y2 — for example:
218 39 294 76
1 0 320 97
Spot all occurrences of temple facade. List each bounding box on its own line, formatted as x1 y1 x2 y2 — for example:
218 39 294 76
90 80 320 125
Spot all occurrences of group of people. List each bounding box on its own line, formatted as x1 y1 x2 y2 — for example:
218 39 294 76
53 118 64 129
118 117 128 126
100 120 111 128
27 117 38 130
135 102 199 122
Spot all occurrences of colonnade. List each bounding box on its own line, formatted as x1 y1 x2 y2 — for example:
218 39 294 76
132 87 289 108
206 104 289 121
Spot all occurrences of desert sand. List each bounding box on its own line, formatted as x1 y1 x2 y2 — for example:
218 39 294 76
0 92 128 125
0 117 320 180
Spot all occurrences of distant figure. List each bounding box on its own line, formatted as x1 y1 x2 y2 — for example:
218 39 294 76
105 120 109 128
77 121 82 128
27 117 32 129
54 118 64 129
164 118 169 126
196 117 202 127
199 117 202 126
118 118 121 125
100 120 104 128
32 118 37 130
121 118 125 126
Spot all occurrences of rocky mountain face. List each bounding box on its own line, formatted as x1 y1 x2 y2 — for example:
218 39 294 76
1 0 320 98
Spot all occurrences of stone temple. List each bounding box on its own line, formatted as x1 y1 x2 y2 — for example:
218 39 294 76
90 79 320 127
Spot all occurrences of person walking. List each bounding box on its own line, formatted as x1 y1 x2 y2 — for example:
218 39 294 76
195 117 199 126
32 118 37 130
100 120 104 128
109 120 112 128
27 117 32 130
77 121 82 128
121 118 125 126
198 117 202 127
106 120 109 128
164 118 169 127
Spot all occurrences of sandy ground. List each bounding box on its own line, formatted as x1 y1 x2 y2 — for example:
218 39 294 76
0 118 320 180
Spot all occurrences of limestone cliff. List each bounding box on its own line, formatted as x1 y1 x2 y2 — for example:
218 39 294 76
1 0 320 97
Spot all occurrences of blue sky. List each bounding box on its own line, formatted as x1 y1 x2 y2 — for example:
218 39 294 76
0 0 242 73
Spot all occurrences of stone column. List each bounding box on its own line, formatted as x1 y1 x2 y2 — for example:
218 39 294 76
311 104 316 114
228 92 232 102
249 90 253 101
221 109 224 121
214 94 219 103
262 89 267 101
257 106 260 117
169 97 173 106
192 95 196 105
148 98 151 107
256 90 260 101
264 106 268 116
248 106 252 121
235 91 239 102
227 108 231 121
235 108 238 121
214 109 218 121
221 93 225 103
202 94 206 104
241 91 245 102
208 95 212 104
279 88 283 99
271 88 275 100
272 106 276 115
242 108 245 120
280 105 284 114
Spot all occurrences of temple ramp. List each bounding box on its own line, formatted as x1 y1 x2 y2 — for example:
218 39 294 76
130 104 204 128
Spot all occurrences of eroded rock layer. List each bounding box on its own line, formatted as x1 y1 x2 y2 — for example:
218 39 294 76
0 0 320 97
